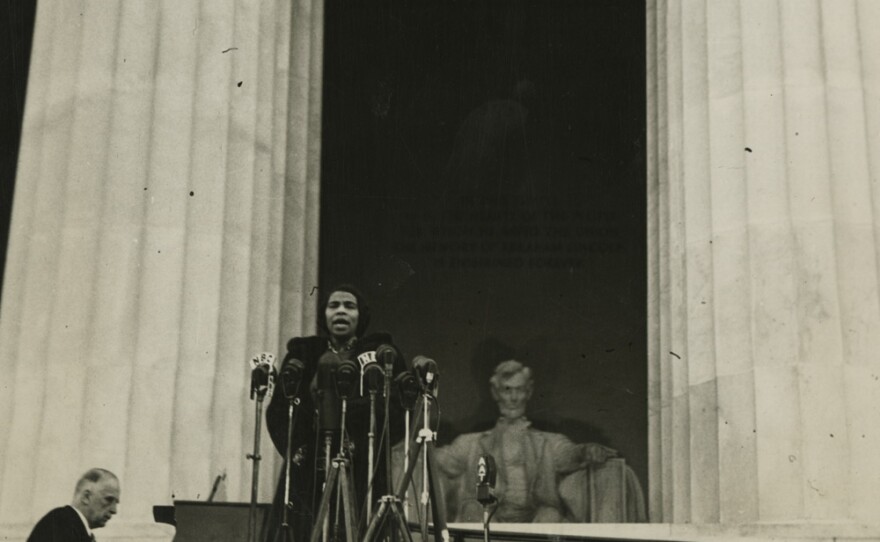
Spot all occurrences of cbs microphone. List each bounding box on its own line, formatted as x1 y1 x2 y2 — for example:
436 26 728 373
412 355 439 394
334 359 360 400
395 371 421 410
364 363 385 395
280 358 305 400
376 344 397 373
476 454 497 505
249 352 276 400
316 351 342 431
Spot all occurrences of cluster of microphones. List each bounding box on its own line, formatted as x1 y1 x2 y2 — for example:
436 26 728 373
248 348 499 528
248 348 441 428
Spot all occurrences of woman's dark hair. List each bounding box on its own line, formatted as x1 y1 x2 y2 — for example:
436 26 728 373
318 283 372 337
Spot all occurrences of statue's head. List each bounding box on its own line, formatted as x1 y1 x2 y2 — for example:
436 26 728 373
489 359 534 420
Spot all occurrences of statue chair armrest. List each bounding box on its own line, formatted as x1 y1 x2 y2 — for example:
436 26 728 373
558 457 647 523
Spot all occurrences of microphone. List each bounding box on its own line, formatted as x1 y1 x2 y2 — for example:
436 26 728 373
376 344 397 374
364 363 385 394
335 359 360 400
316 351 341 431
476 454 497 505
394 371 421 410
280 358 305 400
249 352 276 400
412 355 439 394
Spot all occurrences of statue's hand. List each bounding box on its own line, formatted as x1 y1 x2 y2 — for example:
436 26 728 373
583 443 618 464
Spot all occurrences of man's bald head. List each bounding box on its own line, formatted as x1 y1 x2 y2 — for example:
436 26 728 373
71 468 120 529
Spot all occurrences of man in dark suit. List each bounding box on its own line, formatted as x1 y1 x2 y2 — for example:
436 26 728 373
27 468 120 542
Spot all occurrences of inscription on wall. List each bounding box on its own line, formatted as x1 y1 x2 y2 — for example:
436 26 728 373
394 195 626 270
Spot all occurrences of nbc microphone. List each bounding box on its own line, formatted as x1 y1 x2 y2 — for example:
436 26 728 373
249 352 276 400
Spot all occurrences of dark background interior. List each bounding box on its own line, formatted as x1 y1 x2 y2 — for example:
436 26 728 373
318 0 648 497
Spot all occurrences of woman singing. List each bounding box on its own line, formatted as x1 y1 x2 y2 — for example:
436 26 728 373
265 284 406 542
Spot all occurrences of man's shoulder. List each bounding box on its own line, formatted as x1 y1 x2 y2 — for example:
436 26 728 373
35 506 76 522
29 506 86 542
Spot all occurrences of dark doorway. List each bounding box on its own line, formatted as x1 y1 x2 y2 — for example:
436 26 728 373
0 0 38 304
319 0 647 499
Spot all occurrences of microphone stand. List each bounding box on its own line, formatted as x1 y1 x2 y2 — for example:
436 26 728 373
367 387 377 520
383 360 394 496
363 363 383 523
403 407 410 521
280 394 302 542
364 388 447 542
394 371 420 523
247 365 273 542
481 503 497 542
476 455 498 542
414 363 447 542
311 373 359 542
333 392 349 541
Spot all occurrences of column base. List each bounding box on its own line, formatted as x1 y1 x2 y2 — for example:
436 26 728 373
0 521 175 542
451 521 880 542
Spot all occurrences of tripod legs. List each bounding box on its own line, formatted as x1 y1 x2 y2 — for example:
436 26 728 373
310 457 358 542
362 496 414 542
367 428 448 542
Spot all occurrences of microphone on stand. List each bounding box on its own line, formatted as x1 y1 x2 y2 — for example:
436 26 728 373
316 351 342 499
364 363 385 396
394 371 421 411
250 352 277 400
476 454 497 505
316 352 342 432
246 352 276 542
363 362 385 520
334 359 360 402
394 370 421 519
476 454 498 542
376 344 397 374
279 358 306 542
412 355 439 395
281 358 306 401
375 344 397 496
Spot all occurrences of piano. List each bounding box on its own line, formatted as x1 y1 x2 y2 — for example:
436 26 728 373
153 501 272 542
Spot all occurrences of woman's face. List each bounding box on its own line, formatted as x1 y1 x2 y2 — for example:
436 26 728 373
325 290 360 342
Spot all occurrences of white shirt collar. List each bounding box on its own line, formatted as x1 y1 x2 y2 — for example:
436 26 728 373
69 505 93 537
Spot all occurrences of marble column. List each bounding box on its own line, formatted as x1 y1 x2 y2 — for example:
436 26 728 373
649 0 880 527
0 0 323 539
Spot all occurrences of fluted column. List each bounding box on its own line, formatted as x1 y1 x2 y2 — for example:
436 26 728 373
649 0 880 526
0 0 322 538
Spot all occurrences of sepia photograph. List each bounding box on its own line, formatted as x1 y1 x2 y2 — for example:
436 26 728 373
0 1 878 542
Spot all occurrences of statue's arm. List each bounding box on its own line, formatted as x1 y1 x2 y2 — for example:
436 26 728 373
545 432 617 474
435 434 474 478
